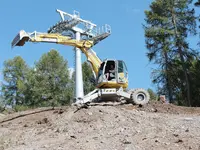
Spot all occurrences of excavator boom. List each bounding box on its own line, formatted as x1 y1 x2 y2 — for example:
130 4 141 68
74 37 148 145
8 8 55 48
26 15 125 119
12 30 101 77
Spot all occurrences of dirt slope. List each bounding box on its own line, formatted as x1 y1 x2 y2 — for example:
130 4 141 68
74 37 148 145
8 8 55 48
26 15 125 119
0 103 200 150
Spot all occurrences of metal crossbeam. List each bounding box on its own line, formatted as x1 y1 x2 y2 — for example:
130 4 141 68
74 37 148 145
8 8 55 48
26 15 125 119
47 10 111 40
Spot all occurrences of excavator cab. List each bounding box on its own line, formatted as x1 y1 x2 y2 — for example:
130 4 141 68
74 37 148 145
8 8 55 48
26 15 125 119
97 59 128 89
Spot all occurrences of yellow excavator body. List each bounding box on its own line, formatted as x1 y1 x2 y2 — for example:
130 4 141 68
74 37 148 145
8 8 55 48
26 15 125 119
12 30 128 89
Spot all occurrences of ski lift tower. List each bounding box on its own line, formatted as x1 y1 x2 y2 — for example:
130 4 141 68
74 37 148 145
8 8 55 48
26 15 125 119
48 9 111 101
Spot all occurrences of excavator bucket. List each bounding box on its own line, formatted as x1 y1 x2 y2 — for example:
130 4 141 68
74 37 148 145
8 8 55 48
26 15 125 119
11 30 30 48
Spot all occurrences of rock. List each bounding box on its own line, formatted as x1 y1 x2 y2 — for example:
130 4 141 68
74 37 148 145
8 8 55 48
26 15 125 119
155 139 159 143
23 124 28 127
55 128 60 133
185 128 189 132
151 108 158 112
36 118 49 124
142 138 147 140
70 135 77 139
122 139 131 144
175 139 183 143
173 134 179 137
88 112 93 115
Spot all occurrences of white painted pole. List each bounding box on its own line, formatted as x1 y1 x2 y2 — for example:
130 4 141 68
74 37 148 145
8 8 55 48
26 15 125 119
75 31 84 100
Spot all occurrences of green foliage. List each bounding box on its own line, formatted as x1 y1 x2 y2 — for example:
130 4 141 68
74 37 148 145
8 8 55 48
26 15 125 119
82 62 95 94
14 105 30 112
0 106 5 112
20 68 37 106
1 50 74 109
0 96 5 112
144 0 198 106
0 51 97 109
147 88 157 101
188 59 200 106
32 49 73 107
2 56 28 107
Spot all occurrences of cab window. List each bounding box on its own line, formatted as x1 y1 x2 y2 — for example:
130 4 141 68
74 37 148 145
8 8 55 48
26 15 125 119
118 61 123 73
98 62 105 78
118 60 128 80
118 61 127 72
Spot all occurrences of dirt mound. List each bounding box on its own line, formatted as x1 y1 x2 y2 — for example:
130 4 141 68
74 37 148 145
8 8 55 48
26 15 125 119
135 101 200 115
0 104 200 150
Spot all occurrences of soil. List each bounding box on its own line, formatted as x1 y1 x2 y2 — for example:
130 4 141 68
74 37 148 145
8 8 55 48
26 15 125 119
0 102 200 150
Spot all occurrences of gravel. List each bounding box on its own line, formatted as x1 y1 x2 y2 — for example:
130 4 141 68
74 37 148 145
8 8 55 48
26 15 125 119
0 103 200 150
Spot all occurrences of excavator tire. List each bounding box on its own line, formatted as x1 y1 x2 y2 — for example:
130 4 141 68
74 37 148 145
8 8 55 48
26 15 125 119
128 88 150 105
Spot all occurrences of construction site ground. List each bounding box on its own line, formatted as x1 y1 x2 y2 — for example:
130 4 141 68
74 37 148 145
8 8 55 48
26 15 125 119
0 101 200 150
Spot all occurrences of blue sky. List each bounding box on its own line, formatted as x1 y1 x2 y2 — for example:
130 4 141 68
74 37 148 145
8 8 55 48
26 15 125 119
0 0 199 92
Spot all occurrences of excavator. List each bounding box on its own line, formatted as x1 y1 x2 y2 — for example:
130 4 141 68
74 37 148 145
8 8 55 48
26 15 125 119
12 30 150 105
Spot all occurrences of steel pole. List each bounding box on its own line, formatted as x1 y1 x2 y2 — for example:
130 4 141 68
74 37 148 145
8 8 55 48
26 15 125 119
75 31 84 100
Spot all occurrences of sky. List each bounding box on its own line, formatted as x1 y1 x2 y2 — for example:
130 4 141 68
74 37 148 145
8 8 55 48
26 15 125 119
0 0 199 92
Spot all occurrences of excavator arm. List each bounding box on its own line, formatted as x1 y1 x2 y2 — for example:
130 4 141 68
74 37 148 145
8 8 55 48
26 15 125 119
12 30 101 78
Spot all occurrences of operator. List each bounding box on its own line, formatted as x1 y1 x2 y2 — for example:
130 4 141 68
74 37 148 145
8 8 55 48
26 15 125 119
108 64 115 80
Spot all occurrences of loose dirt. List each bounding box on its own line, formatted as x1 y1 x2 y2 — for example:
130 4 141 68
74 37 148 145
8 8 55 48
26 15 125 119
0 102 200 150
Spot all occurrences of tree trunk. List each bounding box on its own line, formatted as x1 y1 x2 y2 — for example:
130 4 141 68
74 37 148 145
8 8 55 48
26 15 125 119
178 47 191 106
164 51 173 103
171 8 191 106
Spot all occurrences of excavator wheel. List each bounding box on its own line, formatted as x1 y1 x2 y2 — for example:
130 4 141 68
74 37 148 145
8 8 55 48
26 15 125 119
128 89 150 105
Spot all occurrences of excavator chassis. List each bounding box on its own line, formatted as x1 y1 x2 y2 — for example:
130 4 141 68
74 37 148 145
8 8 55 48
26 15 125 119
76 88 149 105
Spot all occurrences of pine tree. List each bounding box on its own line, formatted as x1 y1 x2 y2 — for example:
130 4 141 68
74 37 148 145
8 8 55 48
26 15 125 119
32 50 72 107
2 56 28 107
145 0 197 106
